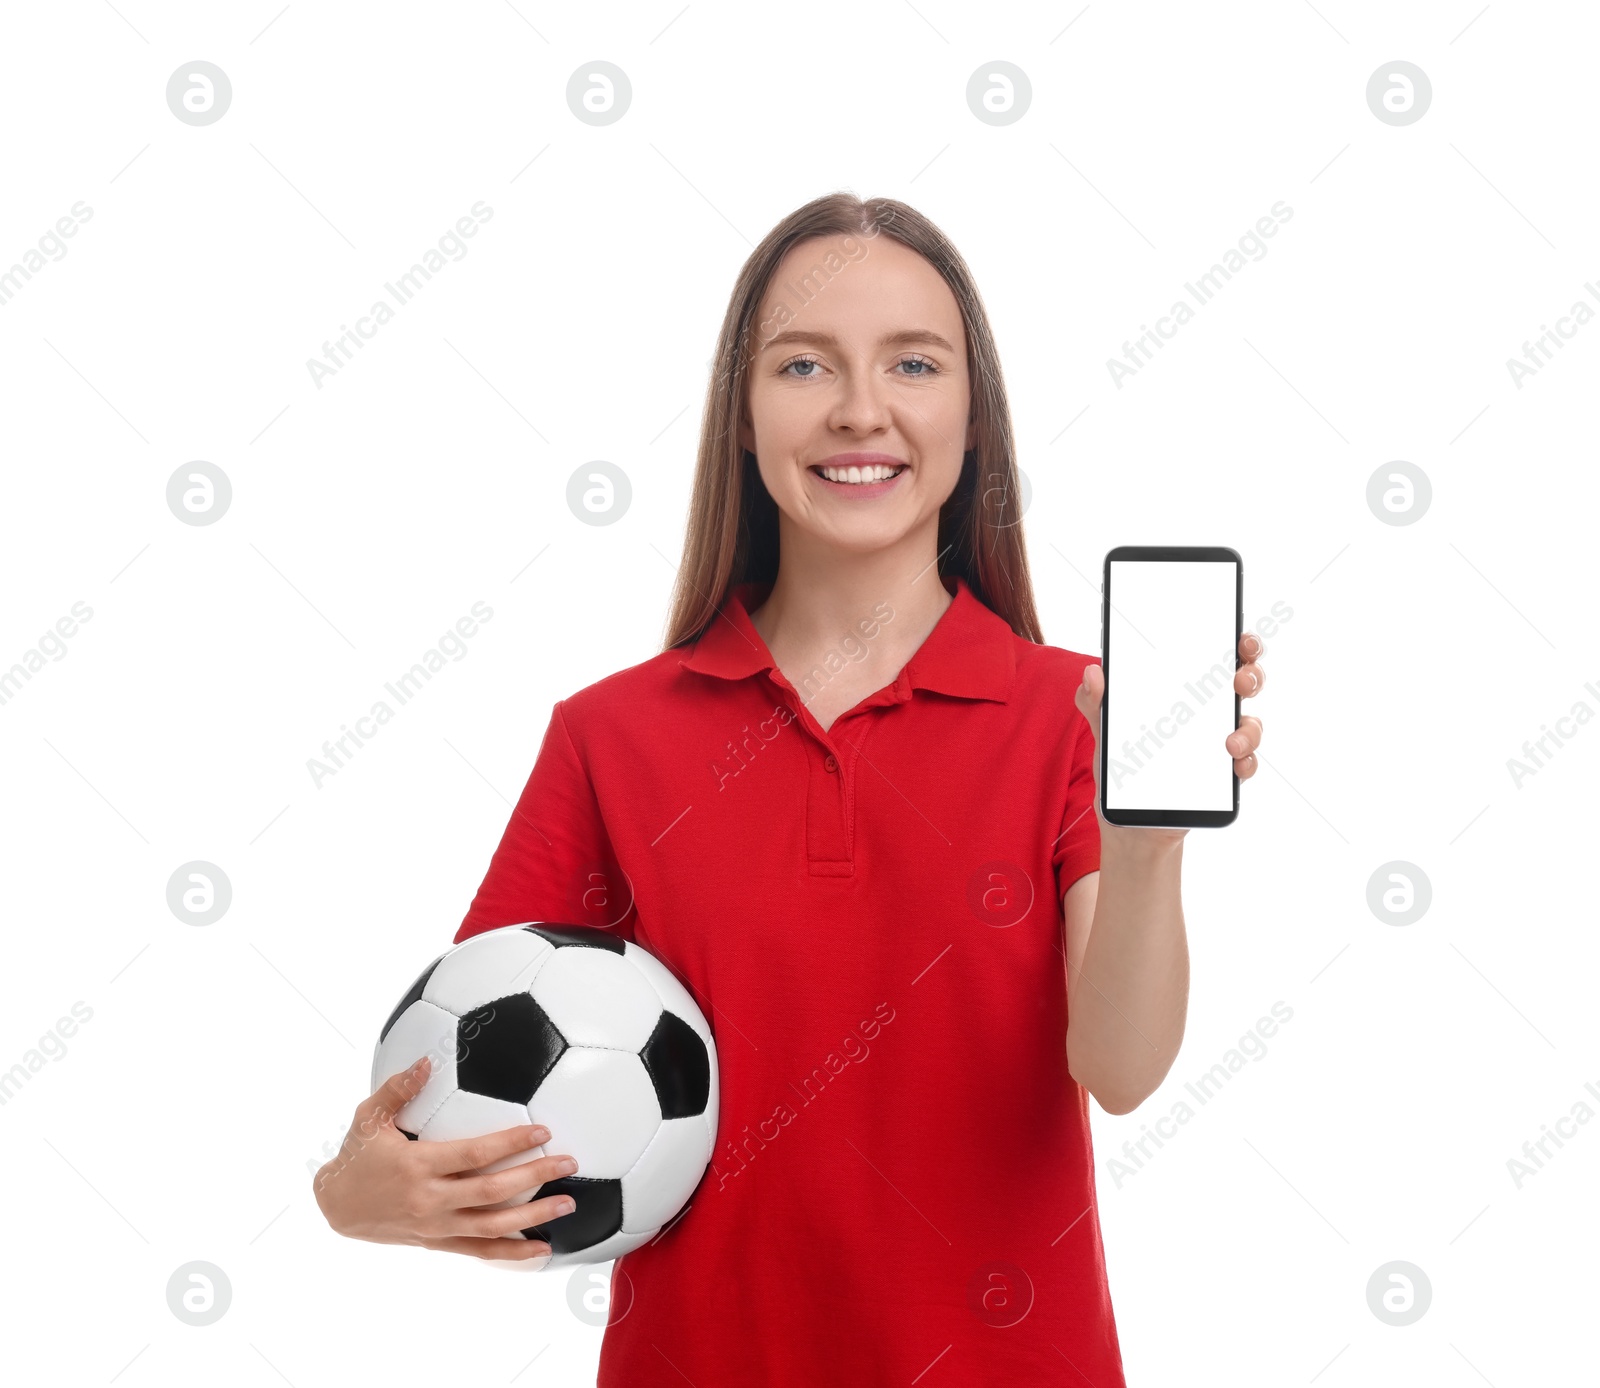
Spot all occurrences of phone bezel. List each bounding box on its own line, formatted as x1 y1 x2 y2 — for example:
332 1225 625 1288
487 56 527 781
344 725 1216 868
1098 545 1242 829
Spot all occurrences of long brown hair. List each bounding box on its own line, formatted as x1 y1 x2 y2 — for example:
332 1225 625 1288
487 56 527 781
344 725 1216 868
661 192 1042 649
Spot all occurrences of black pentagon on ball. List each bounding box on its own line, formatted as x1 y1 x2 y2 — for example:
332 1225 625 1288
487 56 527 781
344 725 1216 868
519 922 624 954
520 1175 622 1252
642 1011 710 1119
456 992 567 1105
379 950 448 1043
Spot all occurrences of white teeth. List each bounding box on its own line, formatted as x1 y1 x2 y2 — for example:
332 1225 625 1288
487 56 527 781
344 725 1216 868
819 463 902 484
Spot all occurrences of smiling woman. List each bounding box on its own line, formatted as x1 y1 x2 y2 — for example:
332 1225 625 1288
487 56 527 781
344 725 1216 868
666 198 1037 655
361 191 1269 1388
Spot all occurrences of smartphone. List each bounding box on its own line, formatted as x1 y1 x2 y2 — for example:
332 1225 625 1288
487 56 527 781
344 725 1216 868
1098 546 1242 829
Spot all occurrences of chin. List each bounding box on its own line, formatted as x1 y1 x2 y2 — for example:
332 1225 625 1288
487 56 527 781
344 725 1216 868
818 522 912 553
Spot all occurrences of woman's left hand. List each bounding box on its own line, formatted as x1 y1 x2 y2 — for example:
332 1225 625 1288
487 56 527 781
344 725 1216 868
1073 631 1266 843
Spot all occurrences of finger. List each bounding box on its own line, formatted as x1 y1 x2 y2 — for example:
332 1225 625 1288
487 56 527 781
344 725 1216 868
355 1055 433 1131
456 1188 579 1240
1075 661 1104 717
1239 631 1265 662
451 1148 574 1210
1226 715 1262 758
419 1233 554 1264
1075 666 1103 767
1234 751 1258 781
1233 662 1264 697
421 1120 552 1178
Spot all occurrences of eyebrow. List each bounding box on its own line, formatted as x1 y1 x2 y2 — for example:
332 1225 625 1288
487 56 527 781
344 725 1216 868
757 328 958 354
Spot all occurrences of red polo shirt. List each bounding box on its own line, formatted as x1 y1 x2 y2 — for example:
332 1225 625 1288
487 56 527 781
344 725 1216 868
456 574 1124 1387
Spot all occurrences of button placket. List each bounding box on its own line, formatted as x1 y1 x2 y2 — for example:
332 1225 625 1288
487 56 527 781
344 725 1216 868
765 670 856 874
797 715 852 873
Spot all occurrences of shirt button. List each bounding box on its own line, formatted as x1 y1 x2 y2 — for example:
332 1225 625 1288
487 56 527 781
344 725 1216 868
823 754 838 773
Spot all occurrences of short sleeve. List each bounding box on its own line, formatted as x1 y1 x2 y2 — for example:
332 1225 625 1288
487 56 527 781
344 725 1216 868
1051 698 1102 901
454 701 637 945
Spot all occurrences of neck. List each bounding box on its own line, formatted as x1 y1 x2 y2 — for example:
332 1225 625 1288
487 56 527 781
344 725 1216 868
748 515 955 663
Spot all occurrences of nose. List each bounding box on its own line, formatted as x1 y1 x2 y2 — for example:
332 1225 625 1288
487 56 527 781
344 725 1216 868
825 360 894 436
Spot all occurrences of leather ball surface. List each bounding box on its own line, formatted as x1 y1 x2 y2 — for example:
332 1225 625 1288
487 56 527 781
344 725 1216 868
371 922 718 1268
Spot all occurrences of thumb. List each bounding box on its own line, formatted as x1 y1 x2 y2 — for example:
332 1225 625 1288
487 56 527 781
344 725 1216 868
1075 660 1104 722
357 1054 432 1136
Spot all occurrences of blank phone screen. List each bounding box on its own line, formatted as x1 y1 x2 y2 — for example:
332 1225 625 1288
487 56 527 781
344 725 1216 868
1105 559 1238 813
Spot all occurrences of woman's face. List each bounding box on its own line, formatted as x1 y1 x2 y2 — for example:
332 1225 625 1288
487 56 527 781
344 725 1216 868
738 234 975 559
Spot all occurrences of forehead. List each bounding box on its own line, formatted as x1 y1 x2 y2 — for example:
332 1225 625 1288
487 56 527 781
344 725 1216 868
754 234 964 346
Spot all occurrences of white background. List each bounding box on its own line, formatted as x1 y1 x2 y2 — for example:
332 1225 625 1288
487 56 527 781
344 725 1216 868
2 2 1596 1383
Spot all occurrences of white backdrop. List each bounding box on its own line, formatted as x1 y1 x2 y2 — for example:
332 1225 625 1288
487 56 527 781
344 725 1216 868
2 2 1595 1383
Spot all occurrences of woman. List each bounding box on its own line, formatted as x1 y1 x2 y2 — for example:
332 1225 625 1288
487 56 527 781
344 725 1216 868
316 193 1265 1386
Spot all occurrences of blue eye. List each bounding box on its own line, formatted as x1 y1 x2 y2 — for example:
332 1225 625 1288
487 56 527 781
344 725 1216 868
779 354 941 379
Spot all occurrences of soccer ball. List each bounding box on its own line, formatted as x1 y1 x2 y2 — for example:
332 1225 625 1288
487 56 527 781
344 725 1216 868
371 922 719 1268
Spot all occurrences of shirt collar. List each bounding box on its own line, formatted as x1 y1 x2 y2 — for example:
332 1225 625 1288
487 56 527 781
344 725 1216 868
677 574 1016 703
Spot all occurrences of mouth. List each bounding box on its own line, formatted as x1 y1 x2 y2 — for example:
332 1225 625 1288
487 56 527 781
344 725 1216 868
807 459 909 495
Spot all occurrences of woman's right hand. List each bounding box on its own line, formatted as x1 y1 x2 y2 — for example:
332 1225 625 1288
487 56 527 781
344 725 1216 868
312 1055 579 1263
